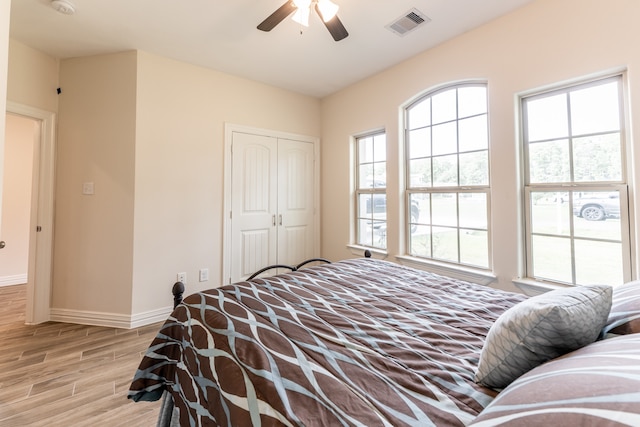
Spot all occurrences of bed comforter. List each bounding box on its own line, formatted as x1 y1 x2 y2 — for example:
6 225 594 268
128 258 526 426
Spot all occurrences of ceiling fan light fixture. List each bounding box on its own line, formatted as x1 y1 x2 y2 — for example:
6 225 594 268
291 5 311 26
291 0 312 27
317 0 339 22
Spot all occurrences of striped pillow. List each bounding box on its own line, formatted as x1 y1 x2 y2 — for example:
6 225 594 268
470 334 640 426
602 280 640 336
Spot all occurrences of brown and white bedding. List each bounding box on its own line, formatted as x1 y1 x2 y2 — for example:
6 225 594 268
128 258 527 426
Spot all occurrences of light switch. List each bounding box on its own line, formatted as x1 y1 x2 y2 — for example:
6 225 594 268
82 182 94 195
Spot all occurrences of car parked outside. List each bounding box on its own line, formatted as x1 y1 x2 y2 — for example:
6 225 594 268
573 192 620 221
365 195 420 229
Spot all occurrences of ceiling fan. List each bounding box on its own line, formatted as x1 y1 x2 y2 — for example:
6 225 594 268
257 0 349 42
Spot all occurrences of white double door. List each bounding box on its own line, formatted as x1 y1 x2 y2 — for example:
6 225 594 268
228 130 316 283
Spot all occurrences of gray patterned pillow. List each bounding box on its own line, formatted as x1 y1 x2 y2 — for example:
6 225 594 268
470 334 640 426
475 284 612 390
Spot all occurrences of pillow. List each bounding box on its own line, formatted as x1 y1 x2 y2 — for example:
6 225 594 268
601 280 640 336
474 284 612 390
470 334 640 426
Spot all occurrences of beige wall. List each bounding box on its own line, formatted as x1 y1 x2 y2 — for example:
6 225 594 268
0 113 35 284
132 51 321 314
320 0 640 292
5 41 320 323
53 52 138 314
7 40 59 113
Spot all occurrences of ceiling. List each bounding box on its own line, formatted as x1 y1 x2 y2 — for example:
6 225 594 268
9 0 535 98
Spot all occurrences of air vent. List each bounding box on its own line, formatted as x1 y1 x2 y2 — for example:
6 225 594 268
386 8 431 37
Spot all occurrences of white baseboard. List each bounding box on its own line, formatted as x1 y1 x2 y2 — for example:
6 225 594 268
49 306 173 329
0 274 28 287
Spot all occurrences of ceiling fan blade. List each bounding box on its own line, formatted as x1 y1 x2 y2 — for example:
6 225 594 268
315 4 349 41
257 1 297 32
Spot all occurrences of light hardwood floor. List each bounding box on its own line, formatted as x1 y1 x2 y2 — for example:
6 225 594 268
0 285 163 426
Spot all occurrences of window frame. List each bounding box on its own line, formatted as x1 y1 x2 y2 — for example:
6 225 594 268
521 73 632 286
404 82 492 270
354 130 387 250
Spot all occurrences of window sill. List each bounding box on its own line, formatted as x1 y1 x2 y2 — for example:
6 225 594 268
395 255 497 286
346 244 388 260
511 278 569 297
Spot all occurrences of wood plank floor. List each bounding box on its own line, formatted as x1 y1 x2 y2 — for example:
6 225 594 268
0 285 163 426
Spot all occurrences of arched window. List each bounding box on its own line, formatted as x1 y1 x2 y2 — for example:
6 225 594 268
405 83 490 269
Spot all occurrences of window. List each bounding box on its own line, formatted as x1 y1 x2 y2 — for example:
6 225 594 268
522 75 630 286
405 83 490 268
355 132 387 249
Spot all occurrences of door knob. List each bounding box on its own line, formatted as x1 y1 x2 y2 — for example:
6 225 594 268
0 241 5 249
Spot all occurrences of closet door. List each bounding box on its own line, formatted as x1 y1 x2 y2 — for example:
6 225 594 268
229 131 316 282
277 138 315 267
230 132 278 281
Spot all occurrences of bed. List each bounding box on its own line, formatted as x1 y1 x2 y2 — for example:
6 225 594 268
128 256 640 426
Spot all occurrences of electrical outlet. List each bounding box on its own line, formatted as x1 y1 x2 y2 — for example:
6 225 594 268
177 272 187 284
199 268 209 282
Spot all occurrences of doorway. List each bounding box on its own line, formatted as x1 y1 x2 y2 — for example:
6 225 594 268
2 103 56 324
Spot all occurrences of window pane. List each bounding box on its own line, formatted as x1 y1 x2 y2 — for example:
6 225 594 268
532 235 572 283
357 218 373 246
459 151 488 186
459 193 487 229
573 133 622 182
373 134 387 162
409 158 431 187
459 115 488 153
358 163 373 189
531 192 570 236
528 139 570 183
409 99 430 130
372 162 386 188
432 89 457 124
458 86 487 118
432 226 458 262
575 240 623 286
370 220 386 249
432 155 458 187
460 229 489 268
432 122 457 156
526 94 568 141
432 193 457 227
410 225 431 257
409 128 431 159
358 137 373 163
410 193 430 225
570 81 620 136
358 193 373 217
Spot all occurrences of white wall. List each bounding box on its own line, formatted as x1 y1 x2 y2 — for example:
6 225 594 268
320 0 640 292
0 114 35 286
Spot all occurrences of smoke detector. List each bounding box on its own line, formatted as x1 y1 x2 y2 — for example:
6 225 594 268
51 0 76 15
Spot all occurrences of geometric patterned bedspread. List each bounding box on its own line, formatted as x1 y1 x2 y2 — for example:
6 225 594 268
128 258 526 426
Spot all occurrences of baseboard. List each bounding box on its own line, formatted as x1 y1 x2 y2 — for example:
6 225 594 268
0 274 28 287
49 306 173 329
